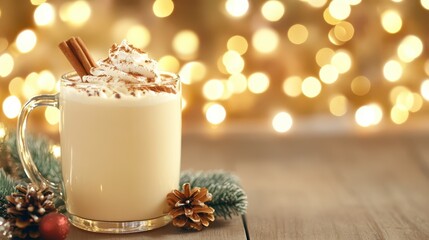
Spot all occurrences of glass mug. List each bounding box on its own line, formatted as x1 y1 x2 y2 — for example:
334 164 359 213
17 72 181 233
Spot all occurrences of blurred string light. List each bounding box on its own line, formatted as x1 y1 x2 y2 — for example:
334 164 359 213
227 35 248 55
2 96 21 119
173 30 199 60
0 53 14 77
319 64 339 84
351 76 371 96
355 104 383 127
158 55 180 72
15 30 37 53
331 50 352 73
248 72 269 94
51 145 61 158
272 112 293 133
421 0 429 10
179 61 207 85
45 106 60 125
153 0 174 18
328 0 351 20
316 48 335 67
30 0 46 5
301 77 322 98
205 103 226 125
304 0 328 8
381 10 402 34
126 25 151 49
8 77 24 96
383 60 402 82
329 95 347 117
222 50 244 74
397 35 423 63
288 24 309 45
421 80 429 100
0 123 5 139
34 3 55 26
283 76 302 97
228 74 247 94
59 1 91 27
261 0 285 22
252 28 279 54
225 0 249 18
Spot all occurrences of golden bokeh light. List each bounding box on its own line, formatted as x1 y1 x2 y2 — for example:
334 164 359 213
306 0 328 8
261 0 285 22
158 55 180 73
355 104 383 127
225 0 249 18
316 48 335 67
173 30 199 60
351 76 371 96
23 72 40 99
389 85 409 104
51 145 61 158
179 61 207 85
8 77 24 96
421 0 429 10
319 64 339 84
228 73 247 94
227 35 248 55
205 103 226 125
45 106 60 125
0 53 14 77
348 0 362 5
283 76 302 97
153 0 174 18
16 29 37 53
390 105 408 125
331 50 352 73
38 70 56 92
288 24 309 45
0 123 5 139
395 90 414 110
126 25 151 49
31 0 46 5
381 10 402 34
421 79 429 101
323 7 341 25
410 93 423 112
2 96 21 119
329 95 347 117
328 0 351 20
248 72 270 94
223 50 245 74
59 1 91 27
272 112 293 133
334 21 354 42
34 3 55 26
383 60 402 82
302 77 322 98
203 79 225 100
252 28 279 54
397 35 423 63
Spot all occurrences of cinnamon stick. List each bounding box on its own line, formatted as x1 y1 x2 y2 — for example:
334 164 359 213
58 37 98 79
58 41 87 78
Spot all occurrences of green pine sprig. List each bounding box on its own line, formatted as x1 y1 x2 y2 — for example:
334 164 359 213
6 132 62 184
0 169 19 218
180 171 248 219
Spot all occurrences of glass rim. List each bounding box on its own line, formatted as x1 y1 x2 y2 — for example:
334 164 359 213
60 71 180 87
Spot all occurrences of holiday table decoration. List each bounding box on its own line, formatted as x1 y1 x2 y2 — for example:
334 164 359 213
0 129 248 237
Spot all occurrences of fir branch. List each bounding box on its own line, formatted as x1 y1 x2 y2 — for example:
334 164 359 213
6 132 62 184
0 169 19 218
180 171 248 219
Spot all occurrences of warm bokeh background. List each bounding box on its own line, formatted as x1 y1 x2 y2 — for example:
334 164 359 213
1 0 429 137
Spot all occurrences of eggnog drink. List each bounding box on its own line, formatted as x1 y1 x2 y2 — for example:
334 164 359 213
60 41 181 223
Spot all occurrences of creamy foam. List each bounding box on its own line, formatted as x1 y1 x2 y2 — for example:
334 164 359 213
64 40 178 98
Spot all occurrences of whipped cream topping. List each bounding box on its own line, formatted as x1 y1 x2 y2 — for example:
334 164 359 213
83 40 161 84
65 40 178 98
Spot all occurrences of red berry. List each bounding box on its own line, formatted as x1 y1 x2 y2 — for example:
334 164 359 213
39 213 70 240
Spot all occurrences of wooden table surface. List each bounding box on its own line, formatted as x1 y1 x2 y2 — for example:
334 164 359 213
69 130 429 239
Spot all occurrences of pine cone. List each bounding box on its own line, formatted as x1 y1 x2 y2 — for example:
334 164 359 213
167 183 215 231
6 184 56 239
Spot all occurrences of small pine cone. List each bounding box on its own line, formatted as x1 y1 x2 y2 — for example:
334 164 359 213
167 183 215 231
6 184 56 239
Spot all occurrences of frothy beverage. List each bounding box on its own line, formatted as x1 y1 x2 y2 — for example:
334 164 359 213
60 41 181 222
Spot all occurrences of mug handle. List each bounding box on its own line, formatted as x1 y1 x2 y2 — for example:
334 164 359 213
16 93 60 190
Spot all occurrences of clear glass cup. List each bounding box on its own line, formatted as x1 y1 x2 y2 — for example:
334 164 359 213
17 72 181 233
